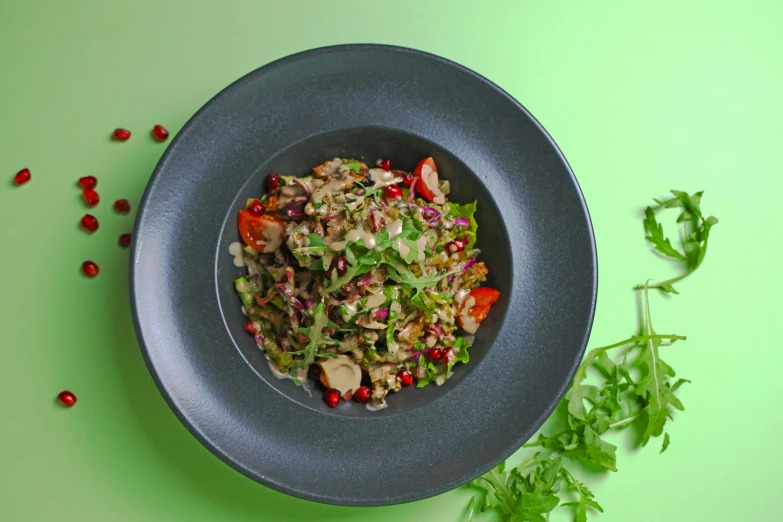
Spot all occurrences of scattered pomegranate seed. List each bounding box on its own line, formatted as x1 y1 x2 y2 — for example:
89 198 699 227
402 173 415 187
427 348 444 362
248 199 265 216
152 124 169 142
384 184 403 200
267 173 280 192
57 390 77 407
78 176 97 189
325 388 341 408
446 239 466 253
334 254 348 277
379 159 392 170
81 214 99 232
112 128 131 141
83 188 100 207
114 199 131 213
243 322 256 335
397 369 414 387
82 260 99 277
119 233 132 247
354 386 371 403
14 168 31 185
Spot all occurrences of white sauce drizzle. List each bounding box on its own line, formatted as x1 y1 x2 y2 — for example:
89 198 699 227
420 163 446 205
459 295 478 333
228 242 245 267
365 292 386 309
384 218 403 238
329 229 378 251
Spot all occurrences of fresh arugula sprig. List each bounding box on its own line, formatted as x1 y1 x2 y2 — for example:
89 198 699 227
466 190 717 522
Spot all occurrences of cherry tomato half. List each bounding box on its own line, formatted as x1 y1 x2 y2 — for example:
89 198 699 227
238 210 285 253
458 287 500 333
413 157 441 203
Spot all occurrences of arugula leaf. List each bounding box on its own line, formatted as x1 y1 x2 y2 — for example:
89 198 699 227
448 200 478 249
295 301 339 369
342 160 361 172
465 190 717 522
643 207 686 260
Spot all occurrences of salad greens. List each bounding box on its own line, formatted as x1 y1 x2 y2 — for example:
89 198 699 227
467 190 718 522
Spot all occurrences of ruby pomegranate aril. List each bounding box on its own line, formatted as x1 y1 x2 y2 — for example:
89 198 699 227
243 322 256 335
14 168 31 185
402 173 414 187
427 348 444 362
82 260 99 277
112 128 131 141
119 233 132 247
379 159 392 170
334 254 348 277
152 124 169 142
248 199 265 216
325 388 341 408
78 176 97 189
81 214 99 232
353 386 371 403
267 173 280 192
57 390 77 407
83 188 100 207
114 199 131 213
397 369 414 387
447 239 466 253
384 184 403 200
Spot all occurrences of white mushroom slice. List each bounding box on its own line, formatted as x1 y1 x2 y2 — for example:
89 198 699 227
319 355 362 395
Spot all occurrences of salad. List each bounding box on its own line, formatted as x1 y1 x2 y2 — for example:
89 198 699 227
231 156 500 410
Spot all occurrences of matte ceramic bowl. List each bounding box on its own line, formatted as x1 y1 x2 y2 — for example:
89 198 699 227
131 44 596 506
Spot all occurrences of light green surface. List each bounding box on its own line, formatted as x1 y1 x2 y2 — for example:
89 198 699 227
1 1 781 521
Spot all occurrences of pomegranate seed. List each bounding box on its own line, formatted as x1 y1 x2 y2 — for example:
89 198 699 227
446 239 466 253
81 214 99 232
427 348 444 362
78 176 97 189
354 386 371 403
379 159 392 170
267 173 280 192
112 128 131 141
114 199 131 213
324 388 341 408
57 390 77 407
152 124 169 142
402 173 415 187
119 233 132 247
248 199 265 216
243 322 256 335
397 369 414 387
14 168 31 186
334 254 348 277
83 188 100 207
82 260 99 277
384 184 403 200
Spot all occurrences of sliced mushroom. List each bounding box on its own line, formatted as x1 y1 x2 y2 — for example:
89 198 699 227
319 355 362 397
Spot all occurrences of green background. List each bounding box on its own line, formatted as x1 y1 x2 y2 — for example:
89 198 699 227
1 1 780 520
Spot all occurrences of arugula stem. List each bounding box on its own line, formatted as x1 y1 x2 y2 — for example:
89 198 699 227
607 414 640 429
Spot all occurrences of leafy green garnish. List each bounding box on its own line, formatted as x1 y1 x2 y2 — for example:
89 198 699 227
294 301 339 369
448 200 478 249
467 190 718 522
342 161 361 172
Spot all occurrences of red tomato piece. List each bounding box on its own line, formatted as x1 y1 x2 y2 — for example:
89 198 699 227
238 210 285 253
458 287 500 333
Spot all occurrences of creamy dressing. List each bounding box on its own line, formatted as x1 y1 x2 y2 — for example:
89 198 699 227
252 220 284 253
329 228 378 251
416 236 427 261
459 295 478 333
368 168 397 188
366 400 388 411
384 218 403 238
341 300 359 317
393 237 410 259
228 242 245 267
364 292 386 309
420 163 446 205
345 195 364 211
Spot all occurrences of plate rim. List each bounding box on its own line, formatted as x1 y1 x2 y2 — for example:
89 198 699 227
130 43 597 506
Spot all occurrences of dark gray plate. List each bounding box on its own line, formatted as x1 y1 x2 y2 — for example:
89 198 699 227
130 44 596 506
